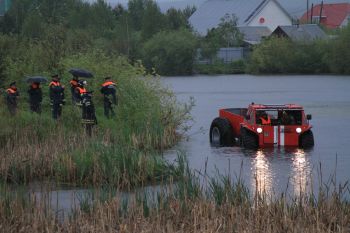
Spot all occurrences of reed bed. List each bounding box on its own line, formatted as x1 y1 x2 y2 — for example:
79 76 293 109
0 53 192 188
0 163 349 233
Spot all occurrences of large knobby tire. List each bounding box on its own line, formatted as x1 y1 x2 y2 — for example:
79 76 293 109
240 128 258 149
300 130 314 149
210 118 234 147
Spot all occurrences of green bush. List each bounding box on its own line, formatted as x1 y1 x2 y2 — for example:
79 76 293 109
142 29 197 76
329 24 350 74
0 48 191 188
247 37 330 74
194 59 246 75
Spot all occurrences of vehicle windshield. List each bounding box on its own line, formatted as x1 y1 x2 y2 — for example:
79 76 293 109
256 110 302 125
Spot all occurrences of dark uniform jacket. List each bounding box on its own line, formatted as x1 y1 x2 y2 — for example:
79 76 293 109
6 88 19 105
100 81 117 104
49 81 65 104
28 87 42 104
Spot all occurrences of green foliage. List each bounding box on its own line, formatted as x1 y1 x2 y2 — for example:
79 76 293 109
194 60 246 75
247 37 330 74
166 8 188 31
200 14 243 60
0 0 197 76
143 29 197 75
140 0 165 41
329 24 350 74
0 42 192 187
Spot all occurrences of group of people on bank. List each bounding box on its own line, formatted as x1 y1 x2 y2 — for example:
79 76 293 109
4 74 117 122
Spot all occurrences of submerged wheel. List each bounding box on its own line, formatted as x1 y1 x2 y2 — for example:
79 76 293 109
240 128 258 149
209 118 234 147
300 130 314 149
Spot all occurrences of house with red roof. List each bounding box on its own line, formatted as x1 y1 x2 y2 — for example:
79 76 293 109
300 3 350 29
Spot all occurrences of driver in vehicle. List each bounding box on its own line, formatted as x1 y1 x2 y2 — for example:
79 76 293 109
260 112 271 125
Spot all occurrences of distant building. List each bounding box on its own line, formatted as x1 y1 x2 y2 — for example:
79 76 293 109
300 3 350 29
0 0 11 16
189 0 292 35
271 24 328 42
238 26 272 45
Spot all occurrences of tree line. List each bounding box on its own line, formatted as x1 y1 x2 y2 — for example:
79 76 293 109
0 0 349 79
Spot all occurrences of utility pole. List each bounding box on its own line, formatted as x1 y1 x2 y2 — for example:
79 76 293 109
307 0 309 24
310 3 314 24
319 1 324 25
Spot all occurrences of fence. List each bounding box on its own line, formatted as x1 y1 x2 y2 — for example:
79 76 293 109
196 47 250 65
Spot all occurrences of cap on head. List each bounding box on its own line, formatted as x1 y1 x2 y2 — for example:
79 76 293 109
51 74 59 81
10 81 16 87
105 76 111 80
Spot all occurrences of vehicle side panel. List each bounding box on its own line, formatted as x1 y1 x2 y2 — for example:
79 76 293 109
219 108 247 137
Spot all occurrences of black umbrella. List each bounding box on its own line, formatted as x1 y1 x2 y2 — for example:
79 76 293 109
69 68 93 78
25 76 48 84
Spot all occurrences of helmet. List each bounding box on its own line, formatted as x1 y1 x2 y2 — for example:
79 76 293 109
78 80 87 86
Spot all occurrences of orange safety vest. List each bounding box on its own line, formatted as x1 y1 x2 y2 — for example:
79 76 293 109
102 81 116 87
49 81 61 87
7 88 17 94
76 87 87 95
70 80 78 87
260 116 271 125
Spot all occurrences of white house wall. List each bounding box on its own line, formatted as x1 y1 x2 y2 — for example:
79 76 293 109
340 14 350 28
248 0 292 31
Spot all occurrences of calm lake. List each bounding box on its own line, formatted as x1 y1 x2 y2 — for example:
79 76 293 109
162 74 350 196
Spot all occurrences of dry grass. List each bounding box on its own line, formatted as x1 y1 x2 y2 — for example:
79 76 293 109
1 166 349 233
0 187 349 233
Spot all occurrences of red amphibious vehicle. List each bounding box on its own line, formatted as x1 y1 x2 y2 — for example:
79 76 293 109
210 103 314 149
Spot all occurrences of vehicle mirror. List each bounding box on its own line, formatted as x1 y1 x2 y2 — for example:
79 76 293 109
307 114 312 120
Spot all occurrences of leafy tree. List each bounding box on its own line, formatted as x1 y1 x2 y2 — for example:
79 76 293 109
166 8 187 30
329 24 350 74
128 0 146 31
247 36 329 74
182 6 197 20
0 51 5 86
142 29 197 75
141 0 164 40
201 14 243 59
21 14 45 39
216 14 243 47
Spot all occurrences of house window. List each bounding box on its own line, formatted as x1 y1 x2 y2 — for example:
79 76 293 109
312 16 326 24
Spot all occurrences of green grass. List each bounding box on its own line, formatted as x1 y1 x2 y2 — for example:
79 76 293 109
0 51 192 189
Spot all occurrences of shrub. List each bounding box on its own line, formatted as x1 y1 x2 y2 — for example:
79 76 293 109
142 29 197 76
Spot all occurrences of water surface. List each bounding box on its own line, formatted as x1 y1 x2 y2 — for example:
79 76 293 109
162 74 350 196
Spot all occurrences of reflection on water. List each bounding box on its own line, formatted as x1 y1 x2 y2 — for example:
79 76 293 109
250 148 312 197
251 150 272 196
291 149 312 197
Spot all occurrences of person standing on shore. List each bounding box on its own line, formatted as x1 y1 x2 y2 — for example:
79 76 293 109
5 81 19 115
100 77 117 118
49 74 65 120
75 80 88 106
69 75 79 104
28 82 43 114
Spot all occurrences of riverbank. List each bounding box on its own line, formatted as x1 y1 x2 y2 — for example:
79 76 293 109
0 51 192 189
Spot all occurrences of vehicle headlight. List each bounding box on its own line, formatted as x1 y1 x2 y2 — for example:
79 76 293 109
296 128 302 134
257 127 263 134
